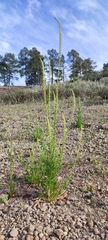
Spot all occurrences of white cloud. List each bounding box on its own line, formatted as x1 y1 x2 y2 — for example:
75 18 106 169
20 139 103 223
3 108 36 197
64 19 94 43
51 8 68 20
25 0 41 18
0 41 11 54
1 41 10 49
0 9 21 29
78 0 99 11
1 32 13 41
78 0 108 20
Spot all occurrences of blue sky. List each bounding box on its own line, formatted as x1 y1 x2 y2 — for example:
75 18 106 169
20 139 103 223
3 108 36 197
0 0 108 85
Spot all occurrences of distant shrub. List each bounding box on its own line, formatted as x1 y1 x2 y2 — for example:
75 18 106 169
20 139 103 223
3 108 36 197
71 80 108 100
0 79 108 104
99 77 108 85
0 89 44 104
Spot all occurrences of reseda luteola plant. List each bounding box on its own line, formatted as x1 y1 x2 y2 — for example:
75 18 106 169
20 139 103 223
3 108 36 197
34 17 82 201
35 17 67 200
19 17 82 201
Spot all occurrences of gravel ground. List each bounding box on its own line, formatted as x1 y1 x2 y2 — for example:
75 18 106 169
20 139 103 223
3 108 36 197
0 98 108 240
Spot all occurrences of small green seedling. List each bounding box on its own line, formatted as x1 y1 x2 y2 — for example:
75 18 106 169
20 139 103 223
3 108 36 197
0 194 8 203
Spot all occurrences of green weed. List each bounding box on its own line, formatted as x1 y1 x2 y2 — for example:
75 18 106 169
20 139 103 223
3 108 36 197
9 144 15 197
0 178 2 190
76 97 83 129
33 118 44 142
19 17 82 201
0 134 7 141
19 146 38 184
0 194 8 203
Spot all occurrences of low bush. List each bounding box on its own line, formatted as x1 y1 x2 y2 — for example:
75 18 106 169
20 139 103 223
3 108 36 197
0 79 108 104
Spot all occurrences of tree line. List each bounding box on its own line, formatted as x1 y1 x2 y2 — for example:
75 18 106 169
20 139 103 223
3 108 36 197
0 47 108 86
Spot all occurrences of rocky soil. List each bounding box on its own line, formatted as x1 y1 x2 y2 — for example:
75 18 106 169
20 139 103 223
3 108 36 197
0 98 108 240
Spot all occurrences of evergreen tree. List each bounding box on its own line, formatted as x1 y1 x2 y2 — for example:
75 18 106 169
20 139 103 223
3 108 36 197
47 49 59 84
0 53 19 86
18 47 29 82
26 47 43 86
67 49 82 80
82 58 97 80
102 63 108 77
0 55 6 83
18 47 43 86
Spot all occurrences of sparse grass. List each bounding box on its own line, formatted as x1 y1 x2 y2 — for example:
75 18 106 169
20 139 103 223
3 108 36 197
0 194 8 203
0 134 7 141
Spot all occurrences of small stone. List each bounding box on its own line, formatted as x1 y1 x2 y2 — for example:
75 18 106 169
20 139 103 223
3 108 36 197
87 219 94 228
100 218 106 224
41 237 46 240
23 230 27 235
83 192 92 199
21 236 26 240
41 203 48 211
68 196 78 201
94 227 100 235
34 237 39 240
0 156 3 161
29 224 35 233
36 225 43 233
34 231 38 237
57 176 62 182
75 221 83 228
105 233 108 240
54 229 64 237
0 236 5 240
64 231 68 236
86 237 93 240
81 215 86 220
98 125 104 129
45 226 52 235
24 204 29 210
89 148 93 153
63 226 68 232
26 214 31 224
26 235 34 240
39 233 44 238
101 233 105 239
10 227 18 237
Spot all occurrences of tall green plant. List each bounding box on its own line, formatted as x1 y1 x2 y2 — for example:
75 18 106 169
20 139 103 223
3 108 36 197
19 17 81 201
35 17 65 200
35 18 80 201
9 143 15 197
76 97 83 129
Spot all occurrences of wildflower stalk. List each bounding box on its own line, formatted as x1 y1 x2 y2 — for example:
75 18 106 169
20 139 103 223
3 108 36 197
19 17 82 202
